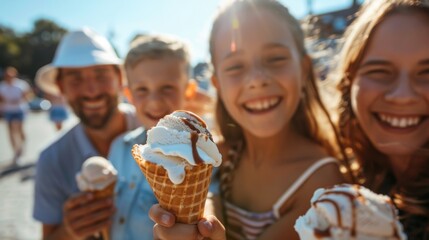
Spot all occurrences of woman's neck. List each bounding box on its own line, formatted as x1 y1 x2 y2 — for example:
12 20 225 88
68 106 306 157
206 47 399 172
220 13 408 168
389 155 426 184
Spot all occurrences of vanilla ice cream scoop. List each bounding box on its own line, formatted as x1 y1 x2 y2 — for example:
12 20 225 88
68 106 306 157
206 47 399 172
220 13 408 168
295 184 407 240
138 110 222 184
76 156 118 191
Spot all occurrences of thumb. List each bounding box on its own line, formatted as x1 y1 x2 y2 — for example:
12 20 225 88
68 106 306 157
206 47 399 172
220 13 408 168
197 215 226 240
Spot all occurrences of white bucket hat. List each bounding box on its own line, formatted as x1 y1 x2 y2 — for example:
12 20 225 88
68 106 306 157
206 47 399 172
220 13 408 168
35 27 122 96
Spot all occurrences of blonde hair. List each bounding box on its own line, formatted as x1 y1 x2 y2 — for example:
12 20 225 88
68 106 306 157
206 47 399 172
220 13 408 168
124 34 190 73
209 0 354 192
333 0 429 237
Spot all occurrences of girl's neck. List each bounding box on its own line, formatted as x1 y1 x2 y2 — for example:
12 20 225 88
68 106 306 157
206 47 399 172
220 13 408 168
242 125 325 166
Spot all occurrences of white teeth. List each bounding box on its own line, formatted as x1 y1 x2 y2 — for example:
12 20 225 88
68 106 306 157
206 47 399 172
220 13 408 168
378 113 421 128
244 97 280 111
399 118 406 128
84 100 104 109
263 101 269 109
392 118 399 126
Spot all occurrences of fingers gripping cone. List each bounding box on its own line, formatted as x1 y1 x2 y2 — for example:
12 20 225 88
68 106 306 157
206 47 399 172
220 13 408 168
93 182 115 240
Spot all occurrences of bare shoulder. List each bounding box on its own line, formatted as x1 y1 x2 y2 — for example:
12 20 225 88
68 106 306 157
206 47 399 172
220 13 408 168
305 158 346 188
292 157 346 210
260 158 346 239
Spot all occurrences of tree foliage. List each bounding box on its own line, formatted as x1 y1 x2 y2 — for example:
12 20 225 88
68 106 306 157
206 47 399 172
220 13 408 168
0 19 67 83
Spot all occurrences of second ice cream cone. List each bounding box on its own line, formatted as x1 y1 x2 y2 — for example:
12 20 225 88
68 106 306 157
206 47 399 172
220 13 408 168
92 181 116 199
76 156 118 240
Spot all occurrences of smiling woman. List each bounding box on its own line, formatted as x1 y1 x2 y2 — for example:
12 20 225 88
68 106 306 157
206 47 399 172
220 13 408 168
332 0 429 238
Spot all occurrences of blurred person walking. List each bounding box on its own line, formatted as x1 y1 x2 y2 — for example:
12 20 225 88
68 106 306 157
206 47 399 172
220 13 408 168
0 66 33 165
45 92 69 131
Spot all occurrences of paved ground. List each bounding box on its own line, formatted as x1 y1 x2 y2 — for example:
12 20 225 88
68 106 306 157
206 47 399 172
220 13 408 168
0 110 77 240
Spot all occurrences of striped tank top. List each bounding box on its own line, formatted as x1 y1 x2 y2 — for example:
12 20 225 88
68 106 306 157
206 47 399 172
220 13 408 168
224 157 338 240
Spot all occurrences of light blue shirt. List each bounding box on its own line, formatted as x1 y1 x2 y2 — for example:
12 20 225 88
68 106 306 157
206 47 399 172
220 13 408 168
33 104 139 224
108 127 158 240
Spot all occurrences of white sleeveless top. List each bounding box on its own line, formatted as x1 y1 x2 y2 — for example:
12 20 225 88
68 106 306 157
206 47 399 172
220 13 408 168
224 157 339 240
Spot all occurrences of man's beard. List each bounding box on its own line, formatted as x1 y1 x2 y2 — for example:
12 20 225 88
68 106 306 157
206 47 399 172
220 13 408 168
71 94 119 130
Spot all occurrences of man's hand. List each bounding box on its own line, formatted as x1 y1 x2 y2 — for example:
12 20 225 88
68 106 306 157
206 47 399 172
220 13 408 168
62 192 115 239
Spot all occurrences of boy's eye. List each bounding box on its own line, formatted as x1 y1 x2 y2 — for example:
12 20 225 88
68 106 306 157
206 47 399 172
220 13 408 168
135 87 148 94
225 64 243 73
162 86 175 92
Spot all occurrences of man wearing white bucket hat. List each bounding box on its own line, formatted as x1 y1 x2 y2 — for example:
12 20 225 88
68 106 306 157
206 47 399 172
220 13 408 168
33 27 139 239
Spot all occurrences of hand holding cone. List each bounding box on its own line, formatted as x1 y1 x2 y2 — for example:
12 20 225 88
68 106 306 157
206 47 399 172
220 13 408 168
76 156 118 239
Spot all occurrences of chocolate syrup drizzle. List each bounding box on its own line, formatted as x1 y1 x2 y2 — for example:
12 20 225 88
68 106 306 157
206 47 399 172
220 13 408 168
178 113 213 165
312 184 403 239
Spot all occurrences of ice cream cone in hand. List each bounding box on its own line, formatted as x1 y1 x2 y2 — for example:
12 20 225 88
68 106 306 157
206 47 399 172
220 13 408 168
294 184 407 240
132 110 222 224
76 156 118 240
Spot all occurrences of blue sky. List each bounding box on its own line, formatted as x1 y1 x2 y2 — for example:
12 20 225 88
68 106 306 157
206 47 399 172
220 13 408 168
1 0 357 65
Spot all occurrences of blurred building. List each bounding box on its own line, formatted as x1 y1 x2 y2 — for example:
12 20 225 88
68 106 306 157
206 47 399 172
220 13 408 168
302 0 362 39
192 62 212 92
301 0 362 80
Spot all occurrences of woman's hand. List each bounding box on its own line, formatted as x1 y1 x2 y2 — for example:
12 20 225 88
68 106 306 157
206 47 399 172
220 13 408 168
149 204 226 240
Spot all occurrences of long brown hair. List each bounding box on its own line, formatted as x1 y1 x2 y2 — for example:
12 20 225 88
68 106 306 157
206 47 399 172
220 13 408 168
333 0 429 237
335 0 429 186
209 0 354 196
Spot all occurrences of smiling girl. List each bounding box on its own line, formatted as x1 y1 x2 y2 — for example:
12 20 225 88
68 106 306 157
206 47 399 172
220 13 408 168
149 0 352 239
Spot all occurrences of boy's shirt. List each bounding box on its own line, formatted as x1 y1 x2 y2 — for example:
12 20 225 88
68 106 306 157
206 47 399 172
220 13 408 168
108 127 158 240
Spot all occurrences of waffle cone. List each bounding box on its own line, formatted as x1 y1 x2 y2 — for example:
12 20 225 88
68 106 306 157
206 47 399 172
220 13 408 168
90 181 116 199
101 228 110 240
86 182 115 240
132 144 213 224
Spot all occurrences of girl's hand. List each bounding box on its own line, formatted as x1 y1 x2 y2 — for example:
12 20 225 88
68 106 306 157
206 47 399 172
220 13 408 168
149 204 226 240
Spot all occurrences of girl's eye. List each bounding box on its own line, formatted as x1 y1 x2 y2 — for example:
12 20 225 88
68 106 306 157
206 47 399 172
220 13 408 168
363 69 393 80
225 64 243 72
